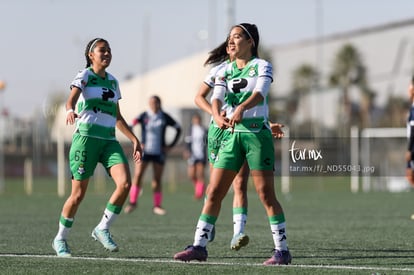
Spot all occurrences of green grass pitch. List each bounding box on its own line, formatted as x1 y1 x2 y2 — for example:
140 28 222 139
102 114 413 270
1 176 414 274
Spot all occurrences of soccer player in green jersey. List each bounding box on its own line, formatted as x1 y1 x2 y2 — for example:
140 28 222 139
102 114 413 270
174 23 291 265
195 41 250 250
52 38 142 257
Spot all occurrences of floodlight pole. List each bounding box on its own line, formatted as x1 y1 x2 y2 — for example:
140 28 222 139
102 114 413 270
226 0 235 31
0 80 6 194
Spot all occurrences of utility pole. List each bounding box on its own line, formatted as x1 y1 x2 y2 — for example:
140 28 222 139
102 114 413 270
226 0 235 31
0 80 6 194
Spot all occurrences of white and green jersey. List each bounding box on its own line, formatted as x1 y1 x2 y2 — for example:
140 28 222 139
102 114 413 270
70 68 121 140
203 60 229 88
204 60 230 126
211 57 273 132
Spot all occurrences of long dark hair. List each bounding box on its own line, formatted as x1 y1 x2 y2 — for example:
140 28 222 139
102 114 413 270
84 38 108 68
204 40 229 66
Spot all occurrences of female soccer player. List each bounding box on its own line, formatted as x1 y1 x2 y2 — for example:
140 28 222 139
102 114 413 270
52 38 142 257
174 23 292 265
195 42 251 250
124 95 181 215
183 112 208 200
195 37 285 251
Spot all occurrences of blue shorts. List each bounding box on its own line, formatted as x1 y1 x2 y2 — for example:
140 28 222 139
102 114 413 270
187 156 207 166
142 153 166 165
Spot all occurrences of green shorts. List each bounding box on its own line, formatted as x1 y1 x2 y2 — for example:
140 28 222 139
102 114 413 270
69 133 128 180
207 123 230 164
213 129 274 171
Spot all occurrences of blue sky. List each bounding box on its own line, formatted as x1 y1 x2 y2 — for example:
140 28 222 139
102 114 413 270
1 0 414 118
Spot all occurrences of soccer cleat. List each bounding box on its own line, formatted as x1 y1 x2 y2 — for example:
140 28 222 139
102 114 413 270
52 238 72 257
124 203 136 214
208 226 215 242
153 206 166 215
91 227 119 252
263 249 292 265
173 245 208 262
230 233 249 251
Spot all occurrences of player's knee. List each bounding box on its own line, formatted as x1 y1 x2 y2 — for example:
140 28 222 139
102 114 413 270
69 192 86 206
257 189 276 206
116 180 131 193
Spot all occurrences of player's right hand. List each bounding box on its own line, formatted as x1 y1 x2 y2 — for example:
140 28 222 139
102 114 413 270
66 111 78 125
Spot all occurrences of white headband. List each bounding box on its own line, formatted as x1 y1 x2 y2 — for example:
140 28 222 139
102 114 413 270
237 25 255 48
89 38 103 53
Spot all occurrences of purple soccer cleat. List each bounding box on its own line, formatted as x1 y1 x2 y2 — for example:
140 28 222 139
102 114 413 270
263 249 292 265
173 245 208 262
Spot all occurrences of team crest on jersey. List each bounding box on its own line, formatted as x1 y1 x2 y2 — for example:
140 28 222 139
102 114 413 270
248 67 256 77
77 164 85 175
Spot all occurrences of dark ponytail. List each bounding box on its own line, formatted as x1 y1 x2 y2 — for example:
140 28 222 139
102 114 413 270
204 40 229 66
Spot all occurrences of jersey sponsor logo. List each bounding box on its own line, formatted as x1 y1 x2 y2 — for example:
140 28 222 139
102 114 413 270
90 88 116 115
101 88 115 101
231 78 248 93
92 106 114 116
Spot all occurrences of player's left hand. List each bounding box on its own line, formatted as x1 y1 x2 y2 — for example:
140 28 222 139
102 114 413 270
133 141 142 162
270 123 284 139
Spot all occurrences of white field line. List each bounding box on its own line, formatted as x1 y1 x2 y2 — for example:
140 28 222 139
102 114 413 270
1 254 413 272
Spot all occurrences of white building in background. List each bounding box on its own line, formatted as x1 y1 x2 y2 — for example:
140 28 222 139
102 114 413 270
51 17 414 142
272 17 414 128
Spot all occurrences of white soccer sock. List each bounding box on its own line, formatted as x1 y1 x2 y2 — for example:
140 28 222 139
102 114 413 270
55 217 73 240
96 208 118 230
270 222 288 251
233 213 247 235
193 219 214 247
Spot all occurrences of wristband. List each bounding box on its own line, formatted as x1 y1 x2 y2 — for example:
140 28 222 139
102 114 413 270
66 109 74 115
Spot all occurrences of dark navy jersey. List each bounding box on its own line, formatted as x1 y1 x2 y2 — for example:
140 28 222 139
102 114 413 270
407 105 414 153
132 111 181 155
